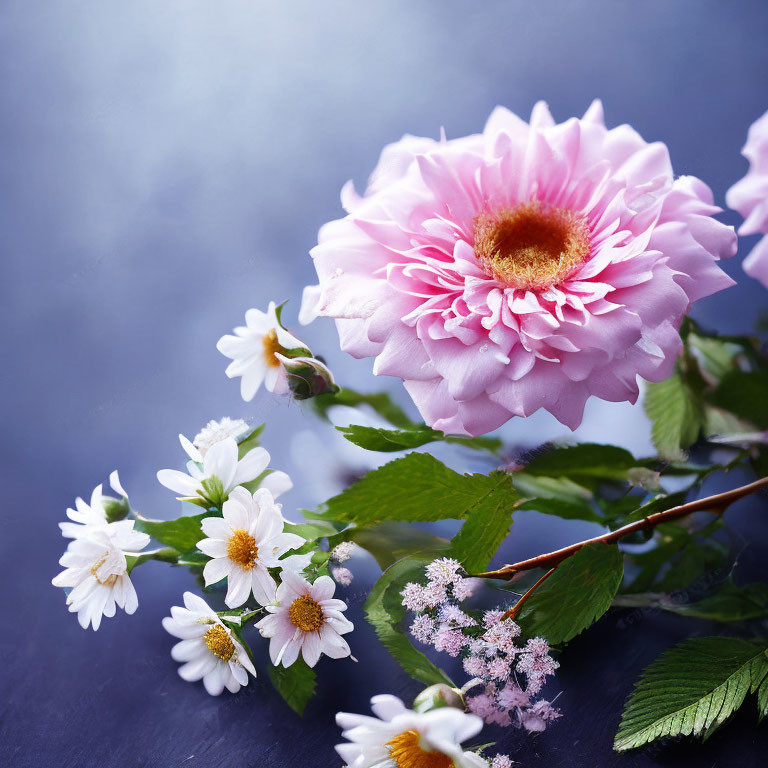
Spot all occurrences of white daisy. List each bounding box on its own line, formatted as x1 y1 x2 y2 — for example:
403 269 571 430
216 301 309 401
157 434 291 506
336 694 487 768
162 591 257 696
52 521 150 630
197 486 306 608
59 470 129 539
256 570 353 668
193 418 250 458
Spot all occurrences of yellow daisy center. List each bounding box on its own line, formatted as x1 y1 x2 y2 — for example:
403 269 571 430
90 553 119 587
204 624 235 662
473 201 590 290
386 730 455 768
227 529 259 570
288 595 325 632
262 328 282 368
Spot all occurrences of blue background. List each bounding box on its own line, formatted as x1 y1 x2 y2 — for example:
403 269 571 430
2 1 768 766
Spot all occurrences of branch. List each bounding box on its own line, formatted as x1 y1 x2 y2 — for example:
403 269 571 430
478 476 768 581
501 567 556 621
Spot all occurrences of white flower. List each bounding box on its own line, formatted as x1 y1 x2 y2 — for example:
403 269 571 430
157 434 292 505
335 694 487 768
197 487 306 608
216 301 308 401
256 570 353 668
59 470 128 539
52 521 150 630
162 592 257 696
193 418 250 458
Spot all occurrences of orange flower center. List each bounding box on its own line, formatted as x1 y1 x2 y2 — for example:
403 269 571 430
288 595 325 632
204 624 235 662
386 730 455 768
227 529 259 570
473 201 590 290
262 328 282 368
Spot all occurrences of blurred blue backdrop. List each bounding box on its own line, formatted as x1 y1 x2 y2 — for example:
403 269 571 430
2 1 768 766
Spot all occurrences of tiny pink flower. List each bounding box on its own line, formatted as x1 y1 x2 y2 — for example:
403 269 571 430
400 582 428 612
463 655 489 678
482 609 504 629
330 541 355 563
409 614 436 645
487 657 512 682
330 566 353 587
491 755 514 768
520 711 547 733
452 577 476 602
425 557 463 586
437 604 476 628
432 627 466 657
498 683 531 710
421 581 448 609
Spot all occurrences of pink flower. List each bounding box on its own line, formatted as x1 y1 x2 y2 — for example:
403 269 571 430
310 101 735 435
497 683 530 710
255 570 353 667
409 614 436 645
727 109 768 288
462 654 488 678
432 627 466 657
400 582 428 612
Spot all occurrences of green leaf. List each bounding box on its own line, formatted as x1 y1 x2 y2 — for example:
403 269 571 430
337 424 442 452
267 659 317 715
347 522 450 571
521 443 639 486
517 496 603 524
758 673 768 722
364 557 454 687
516 543 624 643
614 637 768 751
337 424 502 454
237 424 265 459
134 513 206 554
665 581 768 623
644 370 705 460
450 492 518 573
284 520 342 543
624 520 727 594
708 370 768 430
312 387 414 428
688 332 743 379
312 454 517 528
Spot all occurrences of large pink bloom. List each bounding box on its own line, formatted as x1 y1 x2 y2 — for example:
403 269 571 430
309 102 736 436
727 109 768 288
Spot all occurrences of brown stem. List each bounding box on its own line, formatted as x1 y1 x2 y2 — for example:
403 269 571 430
501 567 557 620
477 475 768 580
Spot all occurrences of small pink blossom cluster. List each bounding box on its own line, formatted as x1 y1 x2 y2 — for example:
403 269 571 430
401 558 560 733
330 541 355 586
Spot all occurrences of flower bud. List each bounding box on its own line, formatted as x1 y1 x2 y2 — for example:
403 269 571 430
412 684 464 713
103 497 130 523
276 353 338 400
